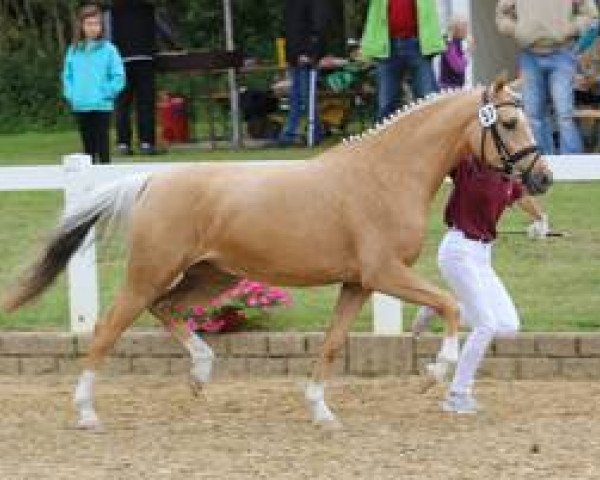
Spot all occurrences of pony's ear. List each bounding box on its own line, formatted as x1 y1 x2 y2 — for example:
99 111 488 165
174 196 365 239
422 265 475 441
491 72 509 95
505 77 523 100
507 77 522 90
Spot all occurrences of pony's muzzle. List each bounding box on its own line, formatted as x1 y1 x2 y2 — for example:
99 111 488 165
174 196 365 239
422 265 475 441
524 170 553 195
541 170 553 187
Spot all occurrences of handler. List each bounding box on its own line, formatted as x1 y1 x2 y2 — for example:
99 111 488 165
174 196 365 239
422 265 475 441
412 153 549 414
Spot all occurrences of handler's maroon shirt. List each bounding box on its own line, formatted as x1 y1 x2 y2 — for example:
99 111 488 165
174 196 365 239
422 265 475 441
444 155 525 242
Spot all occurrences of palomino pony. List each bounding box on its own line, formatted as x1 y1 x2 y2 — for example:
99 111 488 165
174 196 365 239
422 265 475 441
2 79 552 430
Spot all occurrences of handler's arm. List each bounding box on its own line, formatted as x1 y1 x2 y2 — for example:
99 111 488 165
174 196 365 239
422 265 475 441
518 195 550 238
516 195 545 221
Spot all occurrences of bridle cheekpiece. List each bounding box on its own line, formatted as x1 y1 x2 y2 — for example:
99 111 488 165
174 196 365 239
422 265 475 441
478 88 540 177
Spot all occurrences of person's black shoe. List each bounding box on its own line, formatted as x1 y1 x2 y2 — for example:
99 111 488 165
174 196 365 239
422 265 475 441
116 143 133 156
276 134 304 147
140 143 167 155
140 143 160 155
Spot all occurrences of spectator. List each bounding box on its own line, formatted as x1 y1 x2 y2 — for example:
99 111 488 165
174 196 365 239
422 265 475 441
496 0 598 154
574 26 600 149
278 0 331 146
361 0 445 121
110 0 176 155
575 21 600 54
62 4 125 164
575 30 600 106
439 16 469 89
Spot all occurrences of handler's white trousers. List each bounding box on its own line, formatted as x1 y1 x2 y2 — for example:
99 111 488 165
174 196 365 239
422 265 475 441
438 230 520 395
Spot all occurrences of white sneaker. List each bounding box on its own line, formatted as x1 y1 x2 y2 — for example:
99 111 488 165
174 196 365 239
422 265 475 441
441 392 480 414
411 306 436 337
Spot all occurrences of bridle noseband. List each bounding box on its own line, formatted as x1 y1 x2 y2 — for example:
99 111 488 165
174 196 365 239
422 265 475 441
478 89 540 177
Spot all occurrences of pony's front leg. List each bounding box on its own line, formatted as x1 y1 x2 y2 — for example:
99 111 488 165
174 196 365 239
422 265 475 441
365 262 461 382
307 283 371 426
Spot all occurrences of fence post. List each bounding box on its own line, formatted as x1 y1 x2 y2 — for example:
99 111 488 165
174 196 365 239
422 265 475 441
373 293 403 334
63 154 99 333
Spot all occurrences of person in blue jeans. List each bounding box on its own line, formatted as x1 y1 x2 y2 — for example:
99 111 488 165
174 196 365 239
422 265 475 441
279 0 331 146
497 0 598 154
361 0 445 122
279 61 322 146
519 49 584 155
376 38 439 120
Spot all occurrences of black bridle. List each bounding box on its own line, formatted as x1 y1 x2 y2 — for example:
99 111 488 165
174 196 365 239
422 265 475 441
478 89 540 178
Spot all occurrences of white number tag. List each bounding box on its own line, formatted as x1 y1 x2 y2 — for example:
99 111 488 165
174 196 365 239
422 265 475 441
478 103 498 128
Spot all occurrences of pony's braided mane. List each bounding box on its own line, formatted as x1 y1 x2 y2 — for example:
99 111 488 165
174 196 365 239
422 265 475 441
342 86 478 147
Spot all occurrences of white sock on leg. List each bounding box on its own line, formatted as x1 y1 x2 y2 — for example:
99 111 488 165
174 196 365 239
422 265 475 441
185 335 214 383
437 335 459 363
305 381 336 424
74 369 101 429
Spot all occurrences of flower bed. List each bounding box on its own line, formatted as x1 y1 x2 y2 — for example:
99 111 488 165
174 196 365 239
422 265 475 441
170 280 292 334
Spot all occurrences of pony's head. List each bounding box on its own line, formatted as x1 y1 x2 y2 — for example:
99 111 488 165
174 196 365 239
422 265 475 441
465 76 553 195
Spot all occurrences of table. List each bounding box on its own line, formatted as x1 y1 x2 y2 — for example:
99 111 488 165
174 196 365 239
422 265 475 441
156 51 375 148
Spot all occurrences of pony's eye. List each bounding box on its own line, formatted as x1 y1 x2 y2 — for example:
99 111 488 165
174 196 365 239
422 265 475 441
502 118 518 130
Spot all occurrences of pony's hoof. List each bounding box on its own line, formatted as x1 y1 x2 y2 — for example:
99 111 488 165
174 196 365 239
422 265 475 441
74 403 102 431
307 399 341 428
188 378 203 397
75 415 104 432
419 362 452 394
188 373 209 398
314 416 343 431
426 361 450 383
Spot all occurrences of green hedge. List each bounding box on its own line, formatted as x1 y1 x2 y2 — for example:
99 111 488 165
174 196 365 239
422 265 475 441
0 48 72 133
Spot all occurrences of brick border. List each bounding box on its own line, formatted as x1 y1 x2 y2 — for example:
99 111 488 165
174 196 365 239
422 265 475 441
1 331 600 379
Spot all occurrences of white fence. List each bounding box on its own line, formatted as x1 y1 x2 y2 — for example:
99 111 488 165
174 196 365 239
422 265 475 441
1 154 600 333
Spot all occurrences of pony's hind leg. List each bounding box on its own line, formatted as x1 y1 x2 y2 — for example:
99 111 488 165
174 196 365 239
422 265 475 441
150 262 239 393
307 283 371 426
75 288 152 429
74 250 187 430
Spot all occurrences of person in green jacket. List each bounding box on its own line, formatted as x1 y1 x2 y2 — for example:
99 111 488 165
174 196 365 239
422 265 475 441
361 0 445 121
62 4 125 164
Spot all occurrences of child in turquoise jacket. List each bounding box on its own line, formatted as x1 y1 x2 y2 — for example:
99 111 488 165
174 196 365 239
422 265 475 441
62 4 125 164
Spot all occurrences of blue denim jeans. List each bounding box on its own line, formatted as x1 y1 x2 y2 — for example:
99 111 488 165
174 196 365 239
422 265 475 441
375 37 439 121
279 65 322 144
520 48 583 154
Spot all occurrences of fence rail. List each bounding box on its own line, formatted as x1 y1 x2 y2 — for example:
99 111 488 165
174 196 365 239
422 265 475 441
1 154 599 333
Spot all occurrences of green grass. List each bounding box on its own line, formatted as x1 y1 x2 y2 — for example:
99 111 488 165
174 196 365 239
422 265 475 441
0 130 599 332
0 129 321 166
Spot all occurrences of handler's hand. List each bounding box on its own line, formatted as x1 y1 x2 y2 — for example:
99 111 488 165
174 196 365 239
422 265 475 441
527 214 549 239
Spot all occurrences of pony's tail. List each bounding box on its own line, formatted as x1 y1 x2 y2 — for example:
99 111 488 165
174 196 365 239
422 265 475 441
2 174 149 312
